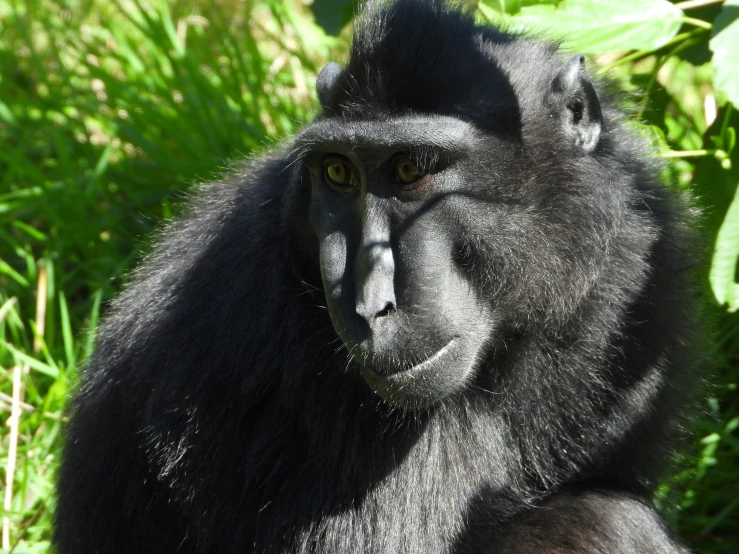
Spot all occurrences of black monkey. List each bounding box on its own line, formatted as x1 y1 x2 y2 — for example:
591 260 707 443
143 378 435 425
54 1 697 552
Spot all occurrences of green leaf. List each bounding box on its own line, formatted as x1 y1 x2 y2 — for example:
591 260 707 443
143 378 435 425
1 340 60 378
0 258 29 287
59 292 76 370
694 109 739 312
310 0 355 36
696 110 739 229
481 0 522 16
710 0 739 108
700 110 739 312
710 179 739 311
508 0 683 53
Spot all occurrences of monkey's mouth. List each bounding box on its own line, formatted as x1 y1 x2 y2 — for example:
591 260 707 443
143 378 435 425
385 339 457 381
361 338 468 408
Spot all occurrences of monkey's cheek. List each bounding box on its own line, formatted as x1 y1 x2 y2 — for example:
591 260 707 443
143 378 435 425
361 338 476 409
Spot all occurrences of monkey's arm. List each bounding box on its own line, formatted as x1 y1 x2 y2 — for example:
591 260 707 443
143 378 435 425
496 489 689 554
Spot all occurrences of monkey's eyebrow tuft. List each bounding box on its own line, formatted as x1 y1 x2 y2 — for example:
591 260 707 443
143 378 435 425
294 115 480 159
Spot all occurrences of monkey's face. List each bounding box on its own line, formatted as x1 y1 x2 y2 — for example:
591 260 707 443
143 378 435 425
298 47 607 409
299 116 498 409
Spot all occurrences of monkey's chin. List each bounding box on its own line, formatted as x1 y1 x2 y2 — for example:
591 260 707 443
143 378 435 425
361 339 472 409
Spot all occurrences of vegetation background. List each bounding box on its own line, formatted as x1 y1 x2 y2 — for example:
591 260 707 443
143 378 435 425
0 0 737 552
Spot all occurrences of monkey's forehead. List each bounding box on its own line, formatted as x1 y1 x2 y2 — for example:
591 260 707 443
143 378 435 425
295 116 480 155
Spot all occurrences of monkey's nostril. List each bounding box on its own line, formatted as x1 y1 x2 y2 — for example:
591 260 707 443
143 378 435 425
375 302 396 318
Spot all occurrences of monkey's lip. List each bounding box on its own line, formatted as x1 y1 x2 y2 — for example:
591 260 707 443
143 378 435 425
363 338 458 384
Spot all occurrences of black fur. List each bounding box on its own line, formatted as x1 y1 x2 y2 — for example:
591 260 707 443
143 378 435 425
54 1 696 552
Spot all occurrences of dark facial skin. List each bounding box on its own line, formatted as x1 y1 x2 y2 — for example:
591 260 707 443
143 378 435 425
300 116 496 407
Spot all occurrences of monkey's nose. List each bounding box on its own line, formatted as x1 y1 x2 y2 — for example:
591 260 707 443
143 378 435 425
355 237 397 324
375 302 396 318
356 291 397 323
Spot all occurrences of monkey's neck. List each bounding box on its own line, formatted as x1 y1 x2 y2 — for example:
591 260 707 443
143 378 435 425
231 388 528 553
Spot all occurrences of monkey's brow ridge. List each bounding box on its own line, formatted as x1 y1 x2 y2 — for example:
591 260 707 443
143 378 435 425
295 115 479 155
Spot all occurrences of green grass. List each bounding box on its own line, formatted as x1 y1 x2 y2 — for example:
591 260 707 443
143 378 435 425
1 0 738 552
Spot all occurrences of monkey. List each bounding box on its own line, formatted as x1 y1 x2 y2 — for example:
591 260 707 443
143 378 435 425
54 1 697 552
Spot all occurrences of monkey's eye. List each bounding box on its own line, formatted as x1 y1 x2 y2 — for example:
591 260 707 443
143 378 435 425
392 155 426 184
324 157 356 188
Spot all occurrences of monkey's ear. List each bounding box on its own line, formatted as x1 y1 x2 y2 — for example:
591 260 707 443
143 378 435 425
317 62 342 112
547 54 602 152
